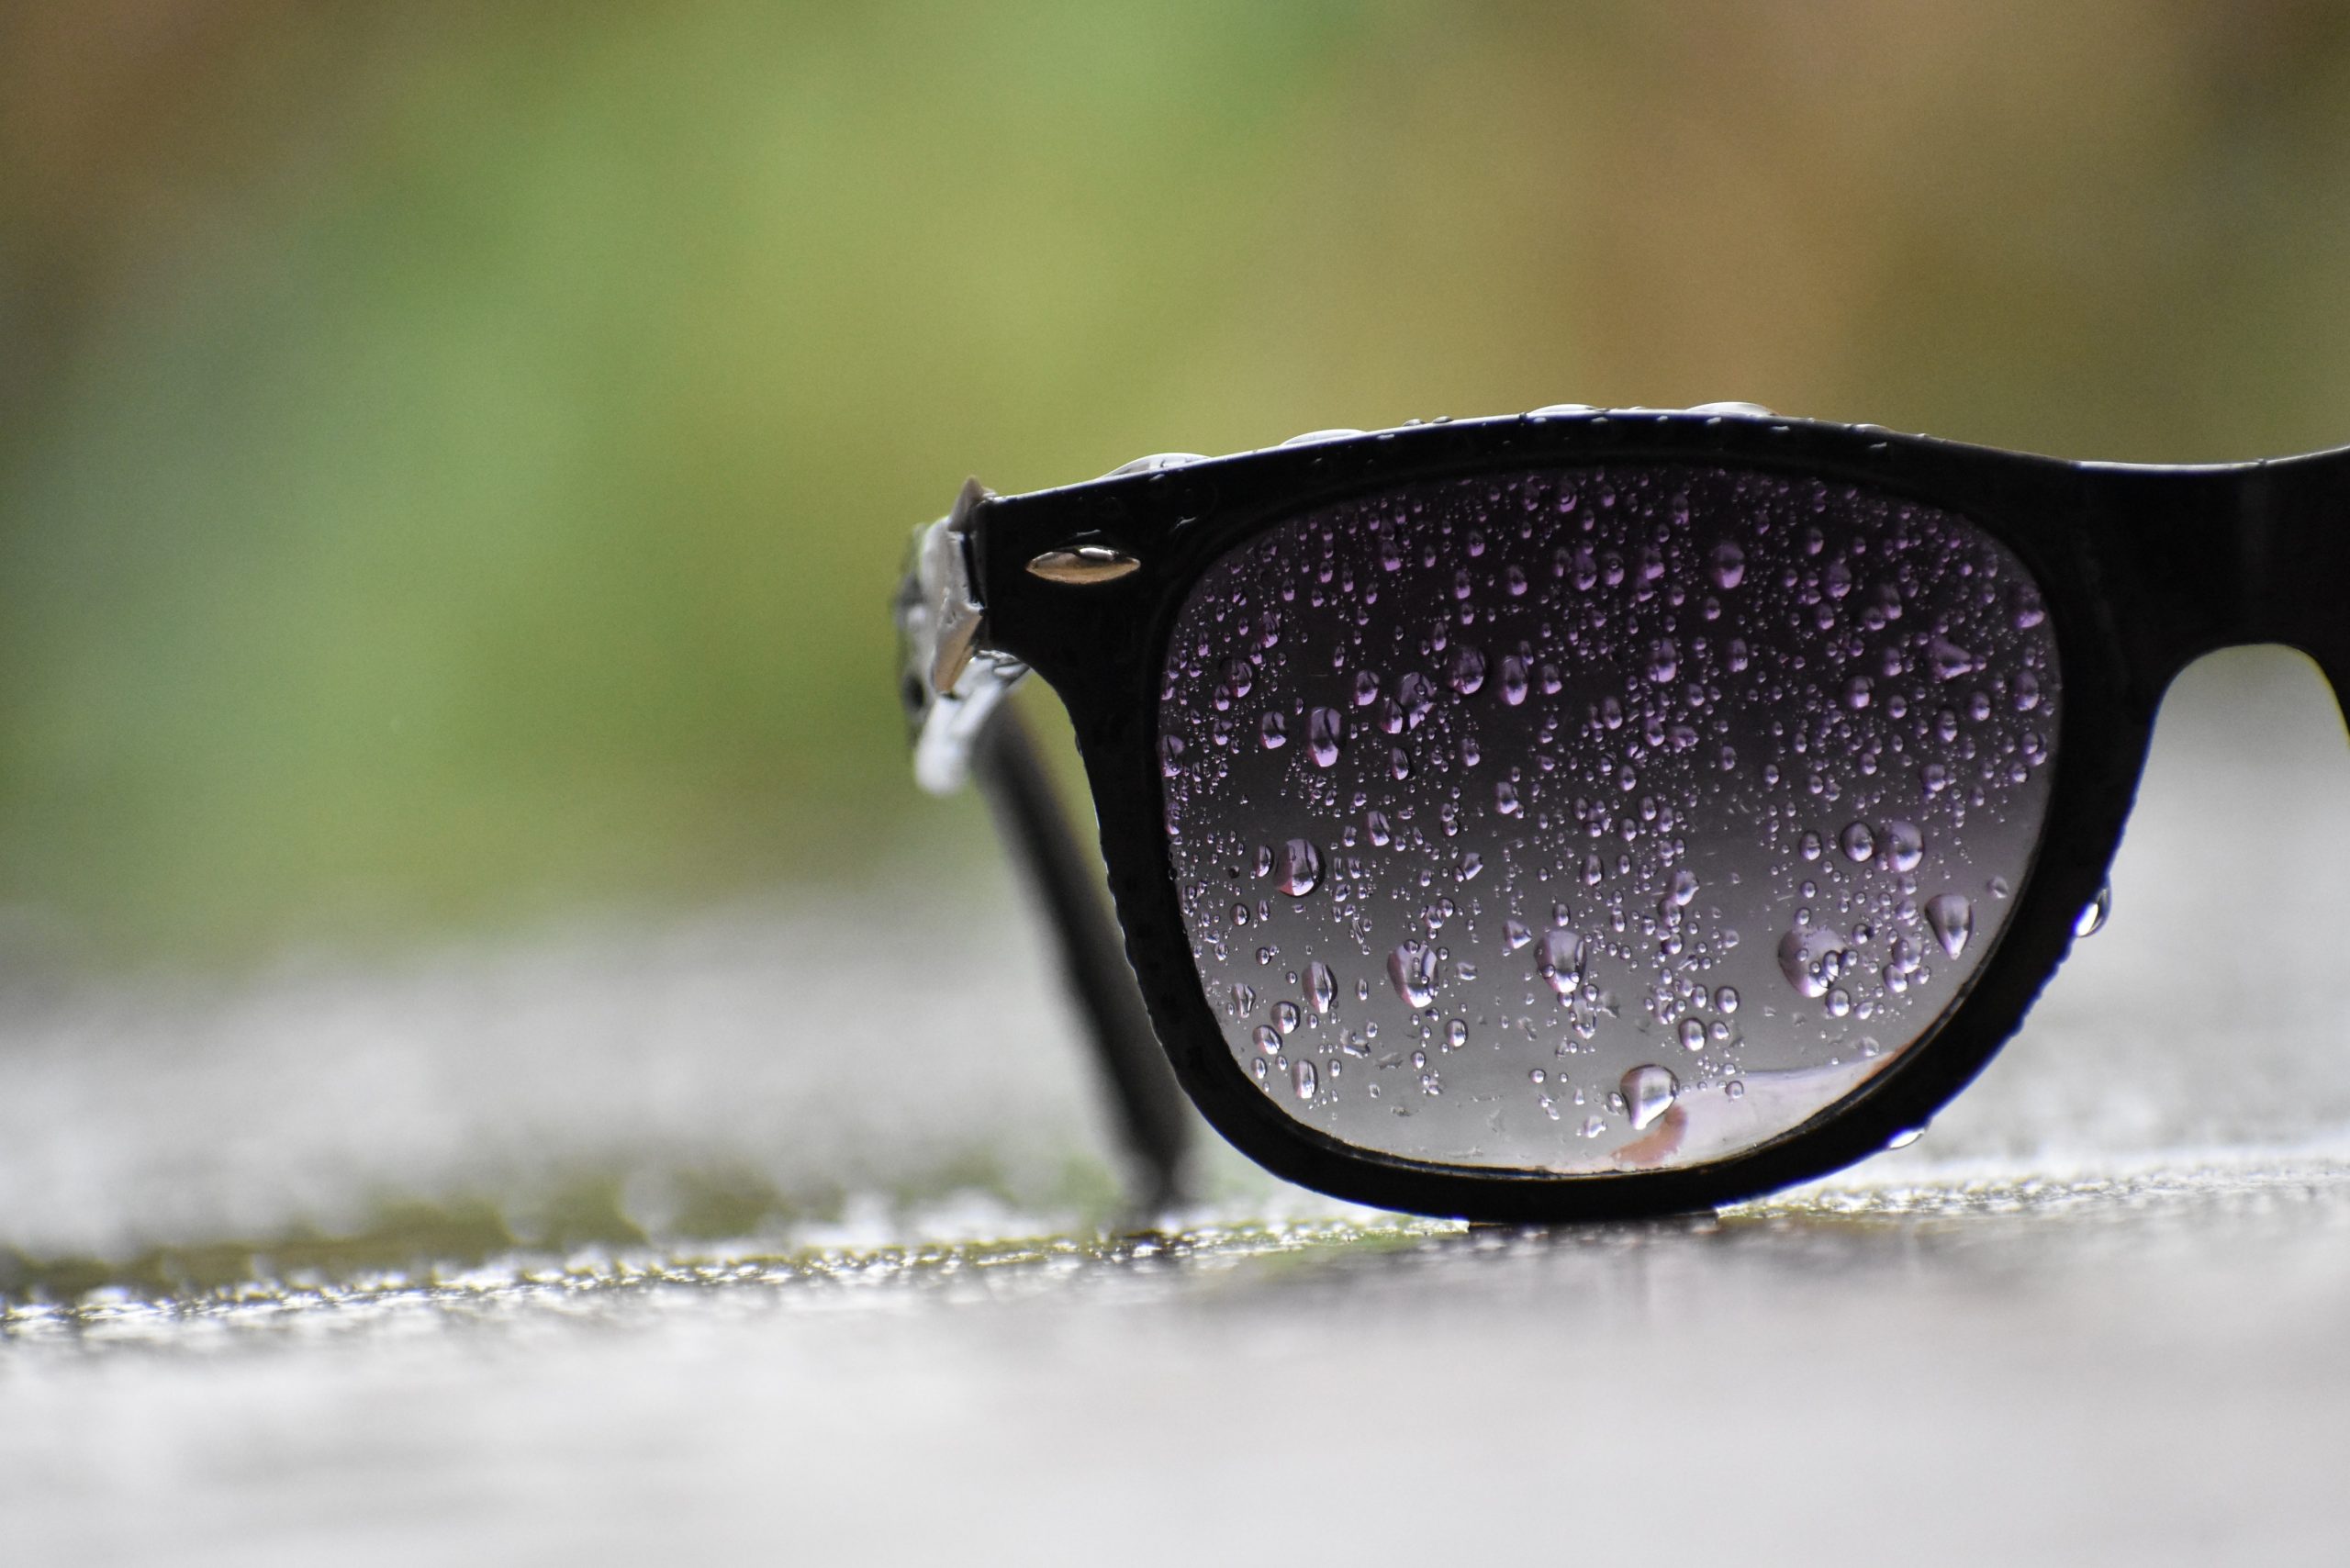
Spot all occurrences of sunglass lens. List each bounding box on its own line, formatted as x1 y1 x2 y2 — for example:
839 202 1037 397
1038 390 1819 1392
1158 463 2058 1174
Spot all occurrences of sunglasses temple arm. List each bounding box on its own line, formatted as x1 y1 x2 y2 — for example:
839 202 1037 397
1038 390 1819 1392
970 701 1195 1214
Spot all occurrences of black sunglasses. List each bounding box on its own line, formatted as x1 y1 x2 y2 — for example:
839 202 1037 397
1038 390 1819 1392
894 405 2348 1223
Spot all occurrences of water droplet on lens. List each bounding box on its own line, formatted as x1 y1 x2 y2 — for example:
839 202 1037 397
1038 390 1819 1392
1446 1018 1469 1048
1253 845 1273 878
1840 822 1875 862
1396 671 1438 728
1726 1080 1745 1101
1710 541 1745 589
1253 1025 1281 1056
1367 810 1392 846
1498 655 1529 705
1352 669 1381 706
1259 712 1287 749
1273 1001 1301 1035
1307 961 1336 1014
1390 746 1412 779
1845 675 1873 710
1799 830 1823 861
1388 941 1439 1008
1495 780 1521 815
1536 928 1586 999
1884 819 1922 872
1670 867 1698 906
1159 734 1185 776
1292 1058 1317 1099
1886 1124 1925 1149
1449 644 1486 695
1647 639 1679 683
1716 985 1739 1014
1678 1018 1704 1051
1504 918 1532 950
1276 837 1322 897
1924 892 1974 958
2076 881 2110 937
1929 636 1977 681
1777 925 1843 999
1622 1064 1679 1130
1307 707 1344 767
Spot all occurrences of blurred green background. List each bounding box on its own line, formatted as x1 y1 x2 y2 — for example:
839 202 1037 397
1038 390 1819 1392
5 0 2350 963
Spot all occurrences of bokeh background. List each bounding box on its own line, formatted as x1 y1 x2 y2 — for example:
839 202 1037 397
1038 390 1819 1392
4 1 2350 1271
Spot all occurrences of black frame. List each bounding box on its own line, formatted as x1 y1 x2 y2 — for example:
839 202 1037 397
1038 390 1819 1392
957 409 2350 1221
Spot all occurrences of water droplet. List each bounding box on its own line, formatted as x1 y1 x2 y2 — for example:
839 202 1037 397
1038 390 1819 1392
1446 1018 1469 1048
1292 1058 1318 1099
1307 961 1336 1014
1924 892 1973 958
1259 711 1287 749
1253 845 1274 878
1840 821 1875 862
1799 830 1823 861
1390 746 1412 780
1449 644 1486 695
1883 819 1923 873
1709 541 1745 589
1352 668 1381 706
1928 636 1977 681
1678 1018 1705 1051
1580 1115 1607 1138
1725 1080 1746 1101
2075 881 2110 937
2013 669 2042 711
1498 655 1529 706
1366 810 1392 846
1275 837 1322 897
1886 1124 1925 1149
1504 918 1532 950
1826 988 1852 1018
1388 941 1439 1008
1396 671 1438 728
1845 675 1874 710
1622 1064 1679 1130
1716 985 1740 1014
1536 928 1585 999
1777 925 1845 999
1158 734 1186 776
1252 1025 1281 1057
1670 867 1698 906
1646 638 1680 684
1495 780 1521 815
1271 1001 1302 1036
1306 707 1344 767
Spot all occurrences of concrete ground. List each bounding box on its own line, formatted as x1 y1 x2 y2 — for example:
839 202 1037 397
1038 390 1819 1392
2 647 2346 1566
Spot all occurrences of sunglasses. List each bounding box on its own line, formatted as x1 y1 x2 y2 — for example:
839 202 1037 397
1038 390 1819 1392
894 405 2347 1222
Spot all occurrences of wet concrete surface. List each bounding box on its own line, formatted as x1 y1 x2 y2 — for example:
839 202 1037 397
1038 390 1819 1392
1 649 2346 1564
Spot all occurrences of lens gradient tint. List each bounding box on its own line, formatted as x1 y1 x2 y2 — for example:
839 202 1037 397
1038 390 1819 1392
1158 464 2060 1174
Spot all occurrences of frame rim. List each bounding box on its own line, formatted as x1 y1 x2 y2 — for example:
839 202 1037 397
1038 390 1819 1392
973 411 2234 1219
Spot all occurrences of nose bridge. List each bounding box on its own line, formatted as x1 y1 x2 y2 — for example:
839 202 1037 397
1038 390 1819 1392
2093 458 2350 722
2236 456 2350 725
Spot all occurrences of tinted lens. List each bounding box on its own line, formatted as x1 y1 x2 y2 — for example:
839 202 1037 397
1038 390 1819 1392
1158 464 2058 1174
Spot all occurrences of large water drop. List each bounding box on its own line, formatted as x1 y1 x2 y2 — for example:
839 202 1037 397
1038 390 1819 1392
1536 928 1585 999
1622 1064 1680 1130
1306 707 1344 767
1275 837 1323 897
1924 892 1974 958
1388 941 1439 1009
